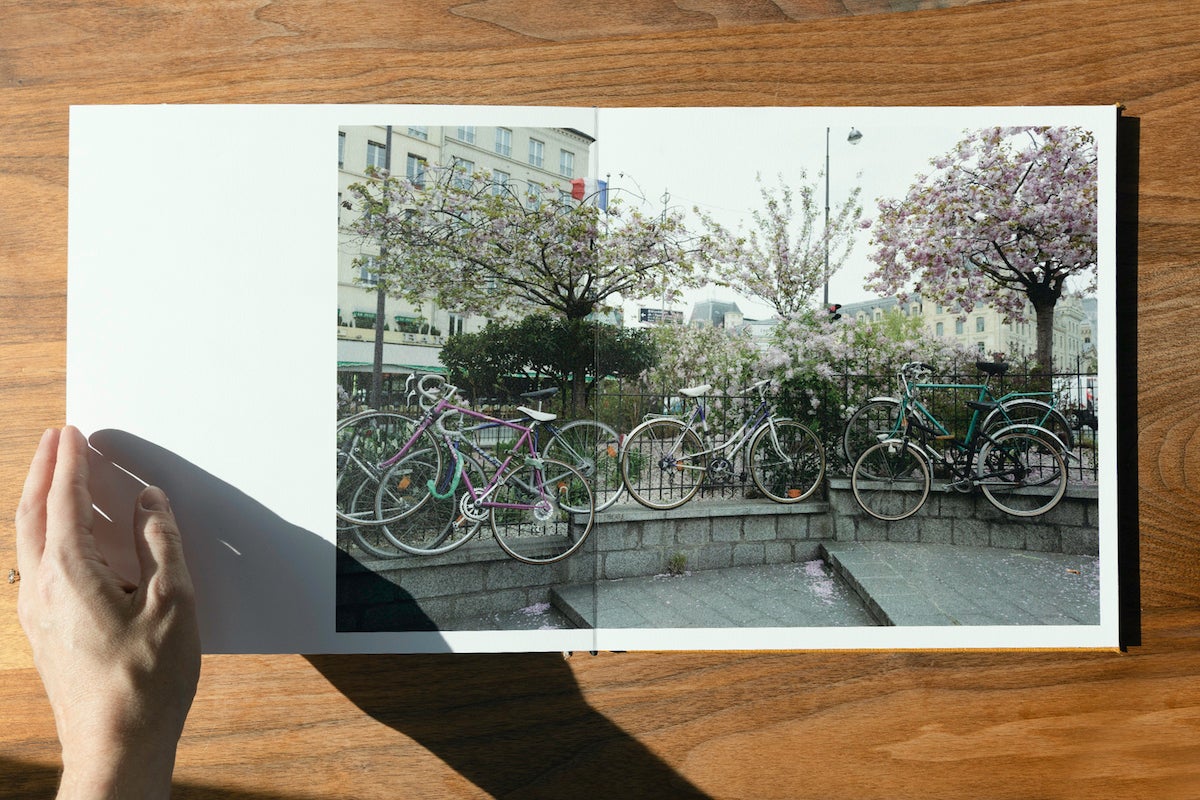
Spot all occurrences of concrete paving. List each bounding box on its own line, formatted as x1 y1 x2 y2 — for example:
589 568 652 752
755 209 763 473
821 541 1101 626
550 541 1101 629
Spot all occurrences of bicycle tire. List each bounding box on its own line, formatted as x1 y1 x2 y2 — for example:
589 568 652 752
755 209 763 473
336 411 422 527
851 439 931 521
748 419 825 503
619 418 706 511
981 399 1075 453
374 450 485 556
543 419 624 512
842 398 902 470
489 457 594 564
341 474 406 558
976 431 1068 517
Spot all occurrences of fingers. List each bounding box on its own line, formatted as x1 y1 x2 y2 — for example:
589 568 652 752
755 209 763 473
132 486 194 604
14 428 61 573
44 426 101 567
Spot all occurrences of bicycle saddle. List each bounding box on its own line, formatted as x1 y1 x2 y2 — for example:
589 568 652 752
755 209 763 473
976 360 1009 377
679 384 712 398
517 406 556 422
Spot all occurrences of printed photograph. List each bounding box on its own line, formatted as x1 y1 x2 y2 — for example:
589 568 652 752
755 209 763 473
334 109 1111 640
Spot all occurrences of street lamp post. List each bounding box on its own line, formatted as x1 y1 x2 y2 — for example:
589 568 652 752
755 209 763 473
823 126 863 309
371 124 392 409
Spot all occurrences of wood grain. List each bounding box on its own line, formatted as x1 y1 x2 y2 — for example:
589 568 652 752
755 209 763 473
3 0 1200 796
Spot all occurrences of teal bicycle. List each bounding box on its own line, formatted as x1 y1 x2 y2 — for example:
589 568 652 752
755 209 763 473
842 360 1075 471
850 361 1069 521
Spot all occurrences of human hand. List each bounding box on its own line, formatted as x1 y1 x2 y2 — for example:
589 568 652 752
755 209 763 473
15 427 201 799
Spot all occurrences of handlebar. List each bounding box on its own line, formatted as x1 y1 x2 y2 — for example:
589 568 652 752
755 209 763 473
409 373 458 410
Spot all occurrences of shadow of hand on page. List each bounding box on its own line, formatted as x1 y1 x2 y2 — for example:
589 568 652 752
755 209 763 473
307 651 712 799
84 430 707 796
85 429 444 652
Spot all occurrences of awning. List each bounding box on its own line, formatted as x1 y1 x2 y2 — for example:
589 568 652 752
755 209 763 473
337 361 447 374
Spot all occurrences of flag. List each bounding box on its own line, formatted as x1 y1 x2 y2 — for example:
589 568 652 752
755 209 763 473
570 177 608 211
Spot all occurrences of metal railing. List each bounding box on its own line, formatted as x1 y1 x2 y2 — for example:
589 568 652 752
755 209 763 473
339 362 1100 491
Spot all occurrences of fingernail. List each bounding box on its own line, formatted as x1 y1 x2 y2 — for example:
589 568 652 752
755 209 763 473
139 485 172 513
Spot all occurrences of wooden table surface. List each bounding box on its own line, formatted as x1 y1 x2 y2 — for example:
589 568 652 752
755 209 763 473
3 0 1200 796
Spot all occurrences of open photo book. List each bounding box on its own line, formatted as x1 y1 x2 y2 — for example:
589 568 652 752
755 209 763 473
67 104 1125 653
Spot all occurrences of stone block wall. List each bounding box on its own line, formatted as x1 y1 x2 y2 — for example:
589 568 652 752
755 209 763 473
337 484 1099 629
826 478 1100 556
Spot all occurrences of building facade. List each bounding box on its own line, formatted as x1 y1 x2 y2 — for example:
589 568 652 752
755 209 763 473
836 293 1092 370
337 124 595 388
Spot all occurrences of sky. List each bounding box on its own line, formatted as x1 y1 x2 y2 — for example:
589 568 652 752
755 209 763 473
585 106 1098 323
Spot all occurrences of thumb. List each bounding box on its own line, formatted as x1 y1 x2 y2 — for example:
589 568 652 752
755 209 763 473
133 486 194 601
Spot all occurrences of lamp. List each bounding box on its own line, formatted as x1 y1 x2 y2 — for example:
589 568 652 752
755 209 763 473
824 126 864 308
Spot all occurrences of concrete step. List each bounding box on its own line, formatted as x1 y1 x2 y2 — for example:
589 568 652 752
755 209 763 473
550 542 1101 629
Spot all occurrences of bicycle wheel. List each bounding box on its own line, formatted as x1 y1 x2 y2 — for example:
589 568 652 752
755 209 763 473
748 420 825 503
336 411 421 527
489 457 594 564
336 450 379 530
619 418 706 510
543 419 624 512
981 399 1075 453
842 398 902 470
344 477 407 559
375 449 485 555
369 429 443 526
851 440 931 521
976 431 1067 517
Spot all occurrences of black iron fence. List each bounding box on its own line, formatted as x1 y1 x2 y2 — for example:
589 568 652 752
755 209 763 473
588 363 1099 489
340 362 1100 494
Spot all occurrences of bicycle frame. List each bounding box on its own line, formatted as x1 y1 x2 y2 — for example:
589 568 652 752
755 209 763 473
893 377 1061 488
381 397 548 514
665 390 779 464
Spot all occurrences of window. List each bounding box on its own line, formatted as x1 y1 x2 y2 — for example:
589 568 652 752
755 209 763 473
448 314 466 337
976 316 986 332
977 342 986 353
366 140 387 170
495 127 512 157
406 154 427 187
528 138 544 167
560 149 575 178
456 126 476 144
359 256 380 287
452 157 474 188
955 319 964 335
407 126 428 140
936 322 944 337
527 182 543 208
338 132 345 167
492 169 509 195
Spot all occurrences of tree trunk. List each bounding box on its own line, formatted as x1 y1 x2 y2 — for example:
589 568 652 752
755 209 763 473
1032 297 1056 376
569 369 589 418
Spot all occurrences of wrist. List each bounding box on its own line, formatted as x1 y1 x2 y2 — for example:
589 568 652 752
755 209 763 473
58 739 177 799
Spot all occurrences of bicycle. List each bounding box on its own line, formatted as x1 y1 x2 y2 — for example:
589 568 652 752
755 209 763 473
618 379 825 511
465 386 624 513
362 376 595 564
336 408 417 530
842 361 1075 471
850 361 1068 521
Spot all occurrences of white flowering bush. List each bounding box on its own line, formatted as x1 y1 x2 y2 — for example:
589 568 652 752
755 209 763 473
763 310 975 461
635 323 765 432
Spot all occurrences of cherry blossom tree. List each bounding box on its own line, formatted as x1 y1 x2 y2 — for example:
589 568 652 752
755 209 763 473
343 162 715 413
343 163 715 323
866 126 1098 370
698 172 863 320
